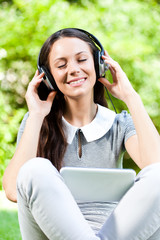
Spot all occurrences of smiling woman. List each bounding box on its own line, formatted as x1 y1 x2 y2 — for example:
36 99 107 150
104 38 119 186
2 28 160 240
49 37 96 99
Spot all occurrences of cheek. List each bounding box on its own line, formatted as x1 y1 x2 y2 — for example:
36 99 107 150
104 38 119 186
88 62 96 82
88 58 96 75
52 70 65 86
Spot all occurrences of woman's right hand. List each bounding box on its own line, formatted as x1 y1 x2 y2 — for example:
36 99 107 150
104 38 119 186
25 70 57 118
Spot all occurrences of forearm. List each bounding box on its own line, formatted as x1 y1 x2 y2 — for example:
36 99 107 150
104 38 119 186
3 113 44 202
125 91 160 166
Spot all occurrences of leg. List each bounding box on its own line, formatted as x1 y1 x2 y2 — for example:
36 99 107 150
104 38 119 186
97 163 160 240
17 157 100 240
148 227 160 240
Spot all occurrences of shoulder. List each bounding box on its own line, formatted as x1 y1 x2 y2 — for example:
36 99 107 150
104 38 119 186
115 110 132 125
111 110 136 133
112 110 136 144
97 105 132 127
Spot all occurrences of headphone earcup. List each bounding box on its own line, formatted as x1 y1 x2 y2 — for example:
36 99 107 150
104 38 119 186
94 50 107 79
37 66 58 100
40 66 58 91
99 53 106 78
37 80 52 101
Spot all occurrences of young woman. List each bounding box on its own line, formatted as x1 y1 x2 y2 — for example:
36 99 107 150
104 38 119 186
3 28 160 240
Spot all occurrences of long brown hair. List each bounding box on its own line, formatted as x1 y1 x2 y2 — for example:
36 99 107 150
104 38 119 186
37 28 108 171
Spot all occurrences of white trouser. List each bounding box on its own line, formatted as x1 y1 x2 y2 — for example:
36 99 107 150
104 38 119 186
16 158 160 240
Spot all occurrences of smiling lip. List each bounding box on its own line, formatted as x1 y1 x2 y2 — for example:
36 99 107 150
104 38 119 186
67 77 87 86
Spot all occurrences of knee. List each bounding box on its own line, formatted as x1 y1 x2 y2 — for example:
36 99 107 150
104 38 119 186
17 157 60 193
137 162 160 199
138 162 160 181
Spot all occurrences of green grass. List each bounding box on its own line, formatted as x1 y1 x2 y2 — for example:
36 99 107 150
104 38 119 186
0 210 21 240
0 191 21 240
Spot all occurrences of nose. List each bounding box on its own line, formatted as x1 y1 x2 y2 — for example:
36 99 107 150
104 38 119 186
68 60 80 76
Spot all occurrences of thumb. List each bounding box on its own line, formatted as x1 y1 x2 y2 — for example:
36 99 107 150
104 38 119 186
46 91 57 104
98 78 112 89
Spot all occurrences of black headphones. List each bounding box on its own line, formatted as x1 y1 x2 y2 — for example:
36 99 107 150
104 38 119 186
37 28 109 100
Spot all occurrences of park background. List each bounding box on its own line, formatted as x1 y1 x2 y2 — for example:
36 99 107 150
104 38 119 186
0 0 160 239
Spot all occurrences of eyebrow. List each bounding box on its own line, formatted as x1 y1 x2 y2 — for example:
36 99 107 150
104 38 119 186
53 51 88 63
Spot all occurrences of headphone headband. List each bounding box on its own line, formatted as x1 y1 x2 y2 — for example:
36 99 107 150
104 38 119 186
69 28 104 54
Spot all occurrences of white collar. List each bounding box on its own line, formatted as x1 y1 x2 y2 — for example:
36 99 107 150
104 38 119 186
62 104 116 144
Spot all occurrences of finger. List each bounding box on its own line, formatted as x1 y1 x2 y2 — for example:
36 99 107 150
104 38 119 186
109 65 116 75
33 70 44 80
30 71 45 87
103 51 114 61
104 50 111 58
33 71 45 83
103 56 121 72
34 69 39 77
98 77 112 88
102 55 113 70
33 69 44 79
46 91 57 104
102 56 116 76
29 78 42 90
38 71 45 78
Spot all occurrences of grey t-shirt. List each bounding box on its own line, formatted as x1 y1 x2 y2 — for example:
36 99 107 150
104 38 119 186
16 105 136 233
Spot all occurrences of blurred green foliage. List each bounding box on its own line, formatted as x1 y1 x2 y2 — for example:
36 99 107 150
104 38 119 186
0 0 160 189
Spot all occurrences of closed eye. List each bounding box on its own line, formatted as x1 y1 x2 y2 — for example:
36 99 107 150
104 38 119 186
78 59 87 62
57 59 87 68
58 64 66 69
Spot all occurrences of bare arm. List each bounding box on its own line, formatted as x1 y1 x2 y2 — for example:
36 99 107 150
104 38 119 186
124 92 160 168
99 52 160 169
2 70 56 202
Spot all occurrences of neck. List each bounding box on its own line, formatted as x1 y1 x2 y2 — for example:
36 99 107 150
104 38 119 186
63 96 97 127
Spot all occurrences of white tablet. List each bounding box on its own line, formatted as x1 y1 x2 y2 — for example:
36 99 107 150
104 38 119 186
60 167 136 202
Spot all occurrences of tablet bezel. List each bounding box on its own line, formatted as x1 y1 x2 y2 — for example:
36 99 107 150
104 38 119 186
60 167 136 202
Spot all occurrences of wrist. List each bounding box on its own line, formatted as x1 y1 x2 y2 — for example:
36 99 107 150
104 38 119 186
123 90 140 107
28 111 45 123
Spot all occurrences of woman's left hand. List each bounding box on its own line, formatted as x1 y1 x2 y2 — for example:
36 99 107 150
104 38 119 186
98 51 136 103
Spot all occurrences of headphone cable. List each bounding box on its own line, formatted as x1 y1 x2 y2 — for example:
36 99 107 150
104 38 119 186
105 86 117 114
